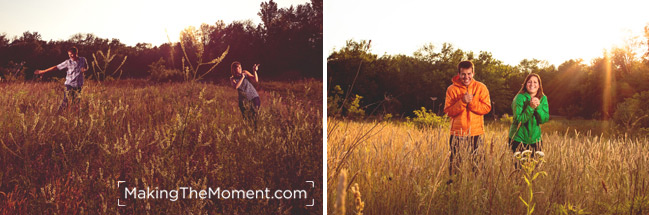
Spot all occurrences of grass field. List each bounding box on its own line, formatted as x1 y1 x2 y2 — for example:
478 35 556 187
328 118 649 214
0 79 322 214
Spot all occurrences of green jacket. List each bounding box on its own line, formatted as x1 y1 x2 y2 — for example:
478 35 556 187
508 93 549 144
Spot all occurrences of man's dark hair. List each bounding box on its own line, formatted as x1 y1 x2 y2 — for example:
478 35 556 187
68 46 78 54
457 61 474 73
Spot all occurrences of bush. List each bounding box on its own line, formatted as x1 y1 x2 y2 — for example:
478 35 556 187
346 94 365 118
327 85 366 119
613 90 649 134
408 107 449 128
500 113 513 124
327 85 344 116
0 61 26 82
147 57 182 82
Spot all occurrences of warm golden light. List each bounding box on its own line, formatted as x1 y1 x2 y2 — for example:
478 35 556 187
326 0 649 66
602 51 614 120
0 0 309 46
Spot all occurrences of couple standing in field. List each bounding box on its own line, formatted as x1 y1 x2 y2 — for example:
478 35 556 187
34 47 263 124
444 61 549 176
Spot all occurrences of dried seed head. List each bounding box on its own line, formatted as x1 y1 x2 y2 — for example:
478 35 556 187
514 152 522 159
522 150 533 156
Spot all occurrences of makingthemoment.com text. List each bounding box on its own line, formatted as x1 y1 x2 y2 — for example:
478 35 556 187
123 187 308 202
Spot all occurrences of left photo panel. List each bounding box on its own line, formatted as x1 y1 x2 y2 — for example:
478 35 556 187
0 0 323 214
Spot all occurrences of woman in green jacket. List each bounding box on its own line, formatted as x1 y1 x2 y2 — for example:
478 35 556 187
508 73 549 153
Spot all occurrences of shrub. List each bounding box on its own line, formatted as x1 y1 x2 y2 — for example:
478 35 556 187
327 85 366 119
613 90 649 134
409 107 449 128
0 61 26 82
346 94 365 119
147 57 182 82
500 113 513 124
327 85 344 116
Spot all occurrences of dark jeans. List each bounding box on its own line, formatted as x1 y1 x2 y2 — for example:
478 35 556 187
239 97 260 124
508 138 542 153
449 135 483 175
58 85 82 113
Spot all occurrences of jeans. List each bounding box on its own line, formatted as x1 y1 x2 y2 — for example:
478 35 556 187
508 139 542 153
448 135 483 175
58 85 82 113
239 97 260 125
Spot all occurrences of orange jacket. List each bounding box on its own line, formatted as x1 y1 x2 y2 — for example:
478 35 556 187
444 75 491 136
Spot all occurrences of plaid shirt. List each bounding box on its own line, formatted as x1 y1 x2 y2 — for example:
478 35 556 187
57 57 87 88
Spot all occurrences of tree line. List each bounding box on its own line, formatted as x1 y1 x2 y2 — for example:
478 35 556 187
328 27 649 127
0 0 322 82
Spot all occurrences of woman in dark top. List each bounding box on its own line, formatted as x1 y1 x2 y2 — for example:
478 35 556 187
230 61 260 124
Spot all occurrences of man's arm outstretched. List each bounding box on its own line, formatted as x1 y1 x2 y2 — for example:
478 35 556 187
34 66 58 75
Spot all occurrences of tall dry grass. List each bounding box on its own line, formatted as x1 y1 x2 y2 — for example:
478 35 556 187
0 79 322 214
328 118 649 214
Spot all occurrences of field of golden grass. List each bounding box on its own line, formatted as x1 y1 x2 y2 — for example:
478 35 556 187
328 118 649 214
0 79 322 214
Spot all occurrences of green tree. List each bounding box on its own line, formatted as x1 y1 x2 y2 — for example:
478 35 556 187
179 25 229 82
613 90 649 134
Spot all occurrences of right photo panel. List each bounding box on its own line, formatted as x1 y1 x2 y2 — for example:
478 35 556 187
326 1 649 214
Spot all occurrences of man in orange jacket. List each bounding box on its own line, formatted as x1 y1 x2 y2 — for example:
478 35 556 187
444 60 491 176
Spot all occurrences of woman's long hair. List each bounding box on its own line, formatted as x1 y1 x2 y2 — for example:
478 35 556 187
230 61 241 77
518 73 544 99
